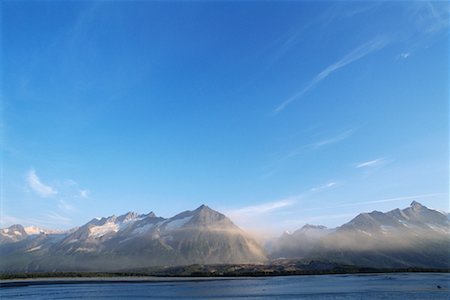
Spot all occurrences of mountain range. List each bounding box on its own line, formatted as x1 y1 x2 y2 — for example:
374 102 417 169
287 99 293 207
271 201 450 268
1 201 449 272
0 205 265 272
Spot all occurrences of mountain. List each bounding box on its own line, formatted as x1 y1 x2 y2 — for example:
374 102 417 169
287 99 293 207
270 225 333 259
270 201 450 268
24 226 68 235
0 205 267 272
1 201 449 272
0 224 28 244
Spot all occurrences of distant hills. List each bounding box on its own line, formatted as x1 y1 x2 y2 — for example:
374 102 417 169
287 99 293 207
270 201 450 268
1 201 449 272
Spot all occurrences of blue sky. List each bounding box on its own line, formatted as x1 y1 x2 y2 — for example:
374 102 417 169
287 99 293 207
1 1 448 235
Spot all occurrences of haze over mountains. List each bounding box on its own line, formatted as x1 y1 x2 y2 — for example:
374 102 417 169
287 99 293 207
0 205 265 272
271 201 450 268
0 202 449 272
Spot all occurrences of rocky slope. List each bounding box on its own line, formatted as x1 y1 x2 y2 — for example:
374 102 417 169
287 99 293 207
270 201 450 268
2 201 448 272
0 205 266 272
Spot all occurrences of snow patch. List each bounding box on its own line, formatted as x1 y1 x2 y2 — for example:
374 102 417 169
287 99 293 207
89 222 119 238
380 225 397 234
119 237 132 244
399 220 411 228
132 223 156 235
87 215 146 238
26 246 42 252
380 225 394 232
0 229 23 239
357 229 372 236
427 224 449 233
0 232 16 239
25 226 66 235
24 226 42 235
76 247 95 253
118 216 144 231
164 216 192 231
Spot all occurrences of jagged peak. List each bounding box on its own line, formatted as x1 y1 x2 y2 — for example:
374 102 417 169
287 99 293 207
1 224 26 234
104 215 117 223
117 211 139 222
7 224 25 230
192 204 220 216
301 224 327 230
410 201 425 210
195 204 211 211
187 204 231 227
345 212 374 226
145 211 157 218
354 212 370 219
125 211 138 217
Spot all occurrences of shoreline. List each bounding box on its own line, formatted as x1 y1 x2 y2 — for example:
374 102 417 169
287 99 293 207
0 276 249 288
2 271 449 288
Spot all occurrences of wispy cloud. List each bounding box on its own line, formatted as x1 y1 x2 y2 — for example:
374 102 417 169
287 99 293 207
311 181 338 192
225 196 302 237
414 2 449 35
315 2 381 29
273 36 389 114
64 179 77 186
363 193 443 205
61 180 90 200
79 189 90 198
42 211 72 225
399 52 410 59
2 212 74 228
286 129 356 158
398 2 449 58
0 214 44 228
302 193 444 212
356 158 386 169
262 129 355 179
309 129 355 150
282 212 356 228
0 214 24 226
23 168 91 221
26 169 57 198
57 200 76 212
228 197 298 218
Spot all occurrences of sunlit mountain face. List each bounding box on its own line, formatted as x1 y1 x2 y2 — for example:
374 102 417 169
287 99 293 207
1 202 448 272
0 205 266 272
270 201 450 268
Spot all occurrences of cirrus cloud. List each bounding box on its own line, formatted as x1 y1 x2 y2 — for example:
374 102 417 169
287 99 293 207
355 158 387 169
26 169 57 198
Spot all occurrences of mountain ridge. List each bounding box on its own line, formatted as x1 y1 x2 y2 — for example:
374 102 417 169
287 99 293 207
1 201 449 272
270 201 450 268
0 205 267 272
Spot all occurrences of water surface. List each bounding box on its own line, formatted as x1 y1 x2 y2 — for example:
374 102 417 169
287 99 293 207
1 273 449 299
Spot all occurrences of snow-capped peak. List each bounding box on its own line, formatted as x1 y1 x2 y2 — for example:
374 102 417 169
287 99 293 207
24 226 64 235
86 212 147 238
117 212 140 223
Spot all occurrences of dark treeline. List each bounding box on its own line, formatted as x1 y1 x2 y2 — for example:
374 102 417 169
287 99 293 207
1 261 449 280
